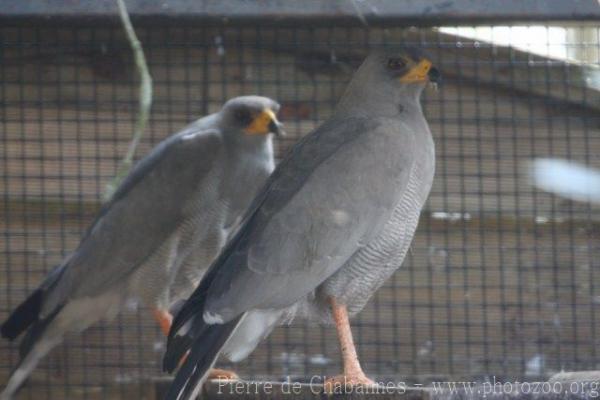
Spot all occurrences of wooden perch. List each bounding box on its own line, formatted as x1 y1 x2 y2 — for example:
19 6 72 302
154 380 429 400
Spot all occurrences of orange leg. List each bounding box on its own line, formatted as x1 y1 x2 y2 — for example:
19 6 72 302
152 308 238 380
324 297 375 393
206 368 239 381
152 308 173 336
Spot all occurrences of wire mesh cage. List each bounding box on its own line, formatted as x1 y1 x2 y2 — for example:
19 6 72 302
1 14 600 399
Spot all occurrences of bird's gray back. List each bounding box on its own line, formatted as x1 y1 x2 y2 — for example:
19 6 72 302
41 124 224 314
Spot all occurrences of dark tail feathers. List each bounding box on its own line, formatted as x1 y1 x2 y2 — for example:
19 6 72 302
1 289 43 340
163 333 193 374
164 316 242 400
163 295 213 373
19 306 63 359
168 299 186 318
2 263 65 341
163 214 249 399
0 305 63 399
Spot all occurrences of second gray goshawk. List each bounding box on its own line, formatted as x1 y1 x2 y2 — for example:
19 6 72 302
0 95 284 400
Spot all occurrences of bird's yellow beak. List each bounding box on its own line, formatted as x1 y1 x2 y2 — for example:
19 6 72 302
245 109 285 136
399 59 434 83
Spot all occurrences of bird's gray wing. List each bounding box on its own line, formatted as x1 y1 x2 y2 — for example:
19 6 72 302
202 116 416 321
43 127 222 312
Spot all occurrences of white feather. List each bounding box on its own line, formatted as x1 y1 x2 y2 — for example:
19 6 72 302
221 310 283 362
529 158 600 204
203 311 224 324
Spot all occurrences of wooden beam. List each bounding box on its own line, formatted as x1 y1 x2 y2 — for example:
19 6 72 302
12 377 600 400
154 380 429 400
1 0 599 24
256 28 600 112
2 199 599 231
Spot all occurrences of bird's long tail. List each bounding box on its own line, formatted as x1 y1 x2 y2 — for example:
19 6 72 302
0 309 63 400
1 264 64 341
164 315 244 400
1 290 44 341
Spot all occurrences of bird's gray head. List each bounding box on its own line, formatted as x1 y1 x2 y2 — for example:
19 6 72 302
337 48 441 117
362 47 440 87
219 96 285 139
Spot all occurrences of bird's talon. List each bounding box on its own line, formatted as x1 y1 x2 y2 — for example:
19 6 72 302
207 368 239 381
323 374 376 393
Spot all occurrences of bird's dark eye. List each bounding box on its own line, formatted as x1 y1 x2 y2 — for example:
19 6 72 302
234 109 252 125
387 58 406 71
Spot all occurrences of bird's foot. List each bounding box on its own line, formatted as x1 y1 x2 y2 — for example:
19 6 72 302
323 372 376 393
207 368 239 381
152 308 173 337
